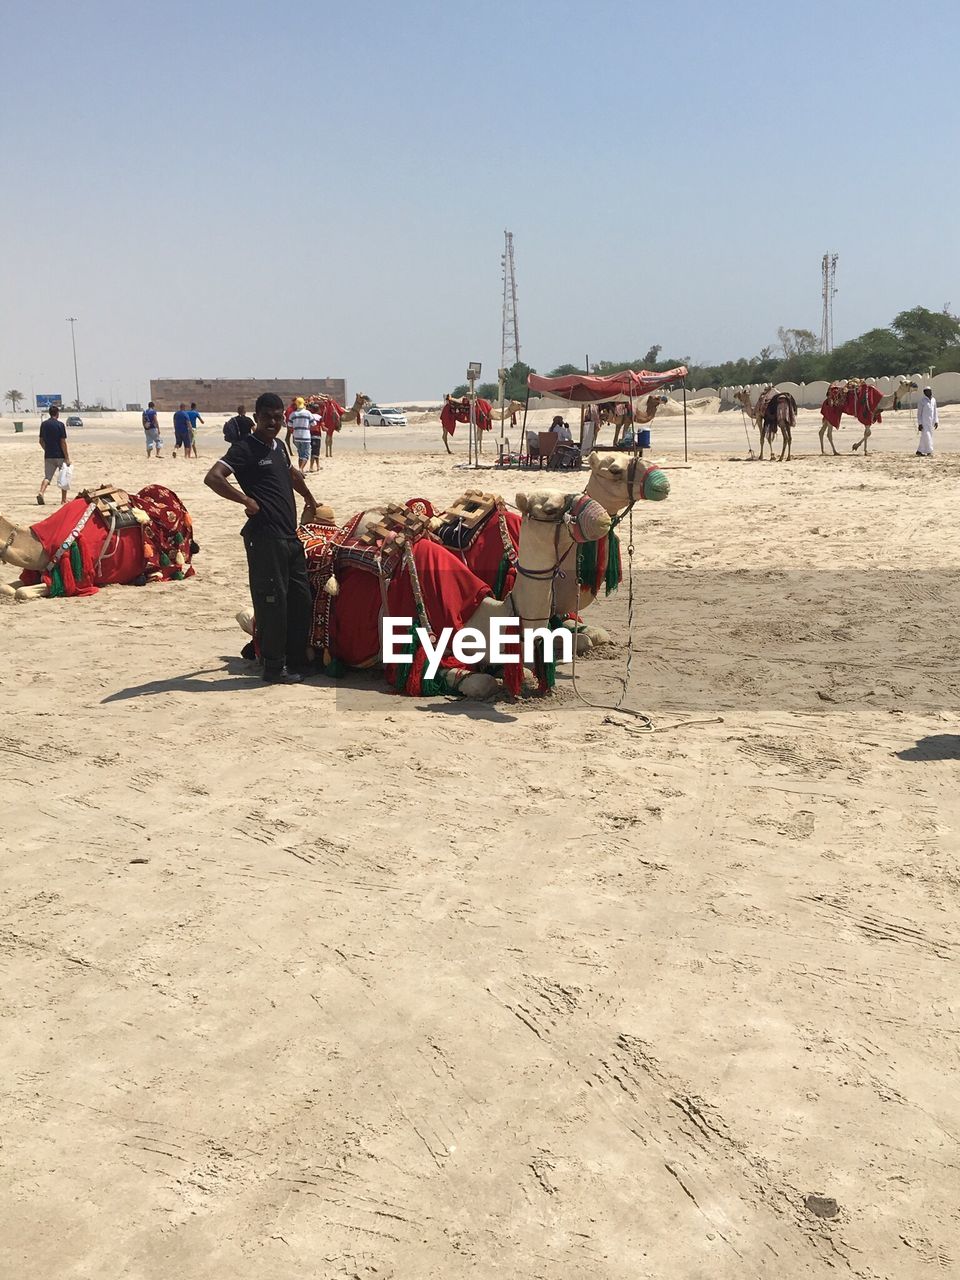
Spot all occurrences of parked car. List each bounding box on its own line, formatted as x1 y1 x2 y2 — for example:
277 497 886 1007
66 415 83 428
362 405 407 428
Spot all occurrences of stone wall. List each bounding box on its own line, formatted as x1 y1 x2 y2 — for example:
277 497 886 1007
150 377 347 413
714 373 960 411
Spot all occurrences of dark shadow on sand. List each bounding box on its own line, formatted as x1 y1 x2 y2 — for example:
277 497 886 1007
896 734 960 762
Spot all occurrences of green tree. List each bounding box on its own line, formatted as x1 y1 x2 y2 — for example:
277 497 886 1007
889 305 960 371
777 327 820 358
547 363 583 377
4 388 24 413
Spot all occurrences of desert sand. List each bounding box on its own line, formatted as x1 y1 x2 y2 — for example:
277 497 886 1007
1 405 958 1279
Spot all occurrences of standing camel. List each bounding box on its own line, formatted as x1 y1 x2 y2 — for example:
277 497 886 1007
735 388 798 460
847 379 917 454
310 393 370 459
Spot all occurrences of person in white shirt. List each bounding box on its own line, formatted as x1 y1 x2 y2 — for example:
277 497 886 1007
550 414 573 443
916 387 938 456
285 397 319 473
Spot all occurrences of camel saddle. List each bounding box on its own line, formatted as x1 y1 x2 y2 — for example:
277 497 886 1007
433 490 498 550
79 486 143 530
300 504 431 583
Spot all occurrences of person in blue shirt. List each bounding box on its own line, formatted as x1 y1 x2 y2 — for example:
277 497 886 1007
187 402 204 458
141 401 164 458
172 403 192 458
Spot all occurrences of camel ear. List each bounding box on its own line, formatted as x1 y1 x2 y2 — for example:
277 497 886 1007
515 492 529 514
587 451 601 472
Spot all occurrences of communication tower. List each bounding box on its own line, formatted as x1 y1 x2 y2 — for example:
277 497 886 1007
820 253 838 353
501 231 520 370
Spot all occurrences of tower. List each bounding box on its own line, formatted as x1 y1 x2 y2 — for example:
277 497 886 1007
500 231 520 370
820 253 838 354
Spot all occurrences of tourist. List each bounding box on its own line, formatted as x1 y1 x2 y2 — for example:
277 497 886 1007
223 404 255 444
308 403 323 472
204 392 321 684
172 403 192 458
286 397 318 474
916 387 938 457
142 400 163 458
187 402 204 458
37 404 71 506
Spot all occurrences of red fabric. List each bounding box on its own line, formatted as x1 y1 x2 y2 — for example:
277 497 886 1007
19 486 195 596
820 398 843 429
459 509 521 597
327 538 491 671
842 383 884 427
320 400 344 435
527 366 688 403
476 398 493 432
441 401 458 435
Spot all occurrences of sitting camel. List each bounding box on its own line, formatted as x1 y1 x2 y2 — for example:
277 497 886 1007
734 387 798 460
1 485 197 602
237 489 614 699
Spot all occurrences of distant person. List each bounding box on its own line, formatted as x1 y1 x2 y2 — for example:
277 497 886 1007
223 404 255 444
286 397 318 474
916 386 938 457
284 396 299 424
203 391 322 684
172 402 192 458
37 404 71 505
550 414 573 443
142 400 163 458
187 402 204 457
308 404 323 471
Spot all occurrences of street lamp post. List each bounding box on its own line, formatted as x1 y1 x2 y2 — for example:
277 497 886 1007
66 317 80 410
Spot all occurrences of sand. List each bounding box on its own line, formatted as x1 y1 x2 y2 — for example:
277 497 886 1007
1 407 958 1279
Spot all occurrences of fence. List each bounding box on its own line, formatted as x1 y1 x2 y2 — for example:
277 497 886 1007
665 373 960 411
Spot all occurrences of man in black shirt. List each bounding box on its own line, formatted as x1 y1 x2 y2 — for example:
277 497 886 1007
223 404 255 444
204 392 322 684
38 405 71 506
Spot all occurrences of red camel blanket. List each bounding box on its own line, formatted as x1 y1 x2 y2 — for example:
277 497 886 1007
19 484 196 597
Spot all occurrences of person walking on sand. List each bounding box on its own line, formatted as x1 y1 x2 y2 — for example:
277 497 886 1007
142 401 164 458
172 403 192 458
204 392 322 684
286 396 318 475
187 402 204 458
37 404 71 505
223 404 254 444
916 387 938 457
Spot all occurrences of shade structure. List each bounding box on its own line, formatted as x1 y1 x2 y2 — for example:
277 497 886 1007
527 366 688 405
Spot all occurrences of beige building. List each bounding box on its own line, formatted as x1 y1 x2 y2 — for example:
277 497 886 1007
150 377 347 413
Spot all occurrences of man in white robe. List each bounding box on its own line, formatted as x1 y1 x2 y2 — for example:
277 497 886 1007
917 387 938 456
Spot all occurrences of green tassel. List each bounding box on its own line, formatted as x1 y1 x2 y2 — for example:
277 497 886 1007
323 657 347 677
49 565 65 598
172 532 183 545
160 552 170 567
576 538 598 591
70 540 83 583
492 552 510 599
173 570 184 580
604 528 621 597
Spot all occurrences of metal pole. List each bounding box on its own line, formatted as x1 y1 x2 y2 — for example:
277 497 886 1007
469 375 478 468
497 367 506 443
682 378 688 463
67 317 80 409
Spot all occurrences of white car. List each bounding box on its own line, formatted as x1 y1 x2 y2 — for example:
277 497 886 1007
363 405 407 427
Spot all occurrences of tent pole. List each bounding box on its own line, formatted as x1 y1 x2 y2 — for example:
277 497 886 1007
682 378 688 463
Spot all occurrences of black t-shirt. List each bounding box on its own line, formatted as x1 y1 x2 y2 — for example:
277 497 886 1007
223 414 255 443
40 418 66 458
222 434 297 537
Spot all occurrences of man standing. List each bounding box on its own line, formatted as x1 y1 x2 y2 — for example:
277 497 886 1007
223 404 255 444
172 403 192 458
38 404 71 505
286 396 318 474
917 387 938 457
187 402 205 458
204 392 321 684
142 401 164 458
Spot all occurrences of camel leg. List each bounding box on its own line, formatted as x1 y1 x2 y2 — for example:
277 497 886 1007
0 581 15 599
862 426 871 456
442 429 452 455
852 431 864 452
14 583 49 601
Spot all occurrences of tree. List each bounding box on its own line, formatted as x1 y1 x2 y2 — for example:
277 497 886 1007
777 327 819 358
547 363 583 378
889 305 960 371
642 344 662 366
4 389 24 413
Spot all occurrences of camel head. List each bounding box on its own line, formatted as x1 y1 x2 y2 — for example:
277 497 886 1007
585 453 670 514
0 513 47 572
515 490 612 543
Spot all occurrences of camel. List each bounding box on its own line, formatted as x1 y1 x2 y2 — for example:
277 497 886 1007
306 393 370 459
440 395 494 454
600 395 666 447
237 489 614 699
734 387 798 460
845 379 917 454
0 485 197 602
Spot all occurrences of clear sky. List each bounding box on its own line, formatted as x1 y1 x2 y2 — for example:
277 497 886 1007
2 0 957 407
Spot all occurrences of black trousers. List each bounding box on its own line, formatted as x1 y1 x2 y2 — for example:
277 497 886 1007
244 531 312 672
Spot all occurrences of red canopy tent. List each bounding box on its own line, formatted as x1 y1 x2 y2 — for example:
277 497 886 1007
523 365 690 461
527 366 688 403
